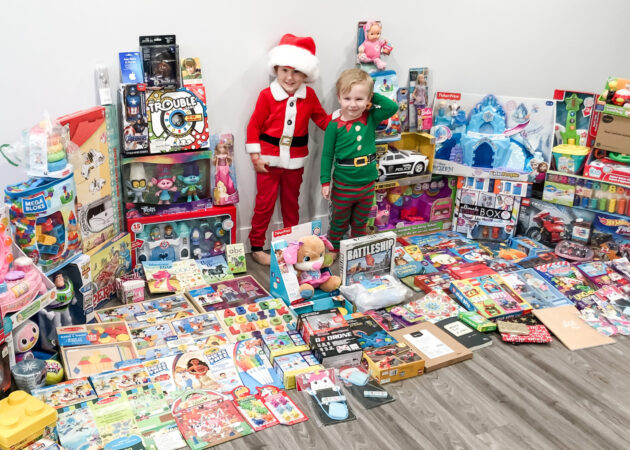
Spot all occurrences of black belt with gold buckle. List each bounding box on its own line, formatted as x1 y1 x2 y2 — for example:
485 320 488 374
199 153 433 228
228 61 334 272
260 133 309 147
336 154 376 167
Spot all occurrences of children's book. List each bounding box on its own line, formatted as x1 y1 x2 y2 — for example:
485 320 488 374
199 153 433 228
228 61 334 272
196 255 234 283
170 311 225 339
435 317 493 351
89 364 151 397
226 243 247 274
534 305 615 350
31 377 97 409
339 232 396 286
143 260 206 294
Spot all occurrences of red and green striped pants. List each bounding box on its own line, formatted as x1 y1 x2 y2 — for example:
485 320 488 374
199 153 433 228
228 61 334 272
328 179 375 251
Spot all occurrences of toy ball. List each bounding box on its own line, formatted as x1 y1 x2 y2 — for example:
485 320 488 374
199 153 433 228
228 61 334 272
45 360 64 384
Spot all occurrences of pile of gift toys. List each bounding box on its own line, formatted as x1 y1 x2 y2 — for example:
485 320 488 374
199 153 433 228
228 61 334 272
0 24 630 450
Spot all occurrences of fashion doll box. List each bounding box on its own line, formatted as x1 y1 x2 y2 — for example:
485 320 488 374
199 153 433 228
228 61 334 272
58 106 122 253
431 92 556 181
391 322 472 372
338 231 396 286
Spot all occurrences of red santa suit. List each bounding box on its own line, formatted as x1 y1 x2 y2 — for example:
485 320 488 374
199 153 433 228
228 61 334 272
247 79 328 248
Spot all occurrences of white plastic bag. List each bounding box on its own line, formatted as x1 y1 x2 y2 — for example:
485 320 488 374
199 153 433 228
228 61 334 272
339 275 411 312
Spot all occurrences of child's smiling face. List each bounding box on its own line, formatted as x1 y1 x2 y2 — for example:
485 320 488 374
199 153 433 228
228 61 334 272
338 82 371 121
275 66 306 95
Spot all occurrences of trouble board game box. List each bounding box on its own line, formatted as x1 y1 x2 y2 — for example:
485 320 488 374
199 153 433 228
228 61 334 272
309 327 363 368
339 232 396 286
362 342 425 384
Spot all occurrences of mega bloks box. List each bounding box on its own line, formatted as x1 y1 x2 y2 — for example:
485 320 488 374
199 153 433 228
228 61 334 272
58 106 122 252
126 206 236 267
339 232 396 286
431 92 555 181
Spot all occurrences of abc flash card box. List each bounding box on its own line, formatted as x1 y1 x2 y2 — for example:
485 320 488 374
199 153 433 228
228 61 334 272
339 232 396 286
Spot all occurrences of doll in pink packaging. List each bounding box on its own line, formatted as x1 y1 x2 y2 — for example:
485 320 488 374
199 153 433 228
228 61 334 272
357 21 392 70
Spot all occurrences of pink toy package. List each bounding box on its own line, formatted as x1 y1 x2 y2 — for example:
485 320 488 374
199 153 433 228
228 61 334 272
210 133 239 206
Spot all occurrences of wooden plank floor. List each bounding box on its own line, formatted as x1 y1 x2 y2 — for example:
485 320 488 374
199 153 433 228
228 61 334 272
216 255 630 450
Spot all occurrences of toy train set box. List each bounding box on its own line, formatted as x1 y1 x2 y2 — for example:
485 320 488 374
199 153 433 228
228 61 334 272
430 92 555 181
58 106 123 253
126 206 236 268
4 174 81 273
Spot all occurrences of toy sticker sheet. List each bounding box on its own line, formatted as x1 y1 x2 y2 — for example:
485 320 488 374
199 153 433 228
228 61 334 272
31 377 96 409
216 297 296 342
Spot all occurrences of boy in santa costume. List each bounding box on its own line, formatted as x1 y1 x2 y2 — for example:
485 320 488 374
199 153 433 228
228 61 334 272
247 33 329 265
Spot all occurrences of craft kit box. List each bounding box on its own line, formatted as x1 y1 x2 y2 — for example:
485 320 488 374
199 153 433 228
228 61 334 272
127 205 236 267
58 106 122 253
431 92 555 181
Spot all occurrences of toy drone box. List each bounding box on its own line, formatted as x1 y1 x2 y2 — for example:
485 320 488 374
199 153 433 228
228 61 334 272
296 308 348 343
430 92 555 181
309 327 363 368
339 231 396 286
58 106 122 252
362 342 425 384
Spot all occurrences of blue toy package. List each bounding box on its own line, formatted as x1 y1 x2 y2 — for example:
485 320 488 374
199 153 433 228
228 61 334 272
370 71 400 142
118 52 144 84
431 92 555 181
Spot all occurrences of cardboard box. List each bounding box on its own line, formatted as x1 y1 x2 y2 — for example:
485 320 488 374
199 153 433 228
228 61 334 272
273 351 323 389
593 113 630 155
261 330 309 363
391 322 472 372
362 342 425 384
309 327 363 368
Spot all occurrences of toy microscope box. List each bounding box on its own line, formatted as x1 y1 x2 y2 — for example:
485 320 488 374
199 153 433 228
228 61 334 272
58 105 122 253
126 206 236 268
430 92 556 181
4 173 82 273
338 232 396 286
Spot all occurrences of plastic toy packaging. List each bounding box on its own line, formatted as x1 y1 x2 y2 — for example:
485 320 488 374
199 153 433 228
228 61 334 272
339 275 411 312
140 34 180 89
296 369 356 425
338 365 394 409
356 20 392 71
210 133 239 205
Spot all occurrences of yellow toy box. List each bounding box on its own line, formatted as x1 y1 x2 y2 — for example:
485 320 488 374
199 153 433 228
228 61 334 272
0 391 57 450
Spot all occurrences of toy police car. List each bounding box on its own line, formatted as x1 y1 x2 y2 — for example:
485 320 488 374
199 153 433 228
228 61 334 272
378 148 429 180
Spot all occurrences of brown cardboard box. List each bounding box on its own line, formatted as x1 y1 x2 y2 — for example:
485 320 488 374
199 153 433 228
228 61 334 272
594 114 630 155
391 322 472 372
363 342 425 384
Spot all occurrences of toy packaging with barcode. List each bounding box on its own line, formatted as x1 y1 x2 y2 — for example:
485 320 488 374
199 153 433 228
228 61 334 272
362 341 425 384
273 350 323 390
309 327 363 368
296 368 356 425
339 231 396 286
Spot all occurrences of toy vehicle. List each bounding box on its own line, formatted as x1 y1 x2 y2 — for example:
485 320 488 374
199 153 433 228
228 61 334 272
525 211 571 244
378 148 428 180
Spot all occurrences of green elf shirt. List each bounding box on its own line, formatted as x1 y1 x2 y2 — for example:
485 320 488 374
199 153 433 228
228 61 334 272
320 92 398 186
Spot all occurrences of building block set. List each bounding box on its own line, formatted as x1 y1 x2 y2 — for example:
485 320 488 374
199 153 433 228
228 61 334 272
0 23 630 450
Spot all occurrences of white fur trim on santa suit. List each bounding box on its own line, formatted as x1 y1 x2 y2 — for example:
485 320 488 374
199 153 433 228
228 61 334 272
246 143 261 154
270 80 307 100
268 45 320 82
260 154 308 169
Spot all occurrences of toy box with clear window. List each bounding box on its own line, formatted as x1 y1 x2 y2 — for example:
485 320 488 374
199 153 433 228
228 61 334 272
431 92 555 181
594 76 630 155
126 206 236 268
210 133 239 206
140 34 180 89
122 150 212 218
409 67 431 132
58 106 122 253
4 174 81 273
119 84 149 155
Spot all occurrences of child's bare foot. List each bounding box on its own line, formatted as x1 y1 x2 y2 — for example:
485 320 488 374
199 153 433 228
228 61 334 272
251 250 271 266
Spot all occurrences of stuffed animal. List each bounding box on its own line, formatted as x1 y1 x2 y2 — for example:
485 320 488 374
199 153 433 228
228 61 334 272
13 319 39 362
282 235 341 299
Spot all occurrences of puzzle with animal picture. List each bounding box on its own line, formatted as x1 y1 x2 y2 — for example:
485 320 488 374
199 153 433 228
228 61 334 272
170 312 226 338
197 255 234 283
131 322 177 356
215 297 297 341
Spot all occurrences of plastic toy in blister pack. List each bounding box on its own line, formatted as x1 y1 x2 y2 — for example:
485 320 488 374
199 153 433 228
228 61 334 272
119 84 149 154
139 35 180 89
296 369 355 425
356 20 392 72
210 133 239 206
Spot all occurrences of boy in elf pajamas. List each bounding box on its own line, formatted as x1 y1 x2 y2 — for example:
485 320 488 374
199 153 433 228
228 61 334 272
320 68 398 253
246 34 329 265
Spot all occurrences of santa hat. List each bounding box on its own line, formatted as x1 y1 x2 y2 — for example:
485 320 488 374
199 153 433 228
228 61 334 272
268 34 320 82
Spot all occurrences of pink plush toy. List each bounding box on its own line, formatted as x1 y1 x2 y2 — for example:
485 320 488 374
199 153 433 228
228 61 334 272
282 235 341 299
357 21 392 70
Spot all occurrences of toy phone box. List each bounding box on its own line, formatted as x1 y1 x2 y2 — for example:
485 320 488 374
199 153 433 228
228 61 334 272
139 34 180 89
553 90 598 148
210 133 239 206
431 92 555 181
362 341 424 384
390 322 472 372
57 106 122 253
119 83 149 154
338 231 396 286
121 150 213 216
5 174 82 273
127 205 236 268
146 86 209 154
408 67 431 131
269 220 337 305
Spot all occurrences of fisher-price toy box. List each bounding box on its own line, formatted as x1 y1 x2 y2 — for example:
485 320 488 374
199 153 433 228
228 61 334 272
4 174 81 274
58 106 122 253
595 77 630 155
126 206 236 268
430 92 555 181
122 150 213 218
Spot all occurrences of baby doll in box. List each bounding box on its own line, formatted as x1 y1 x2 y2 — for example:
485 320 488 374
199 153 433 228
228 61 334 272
282 235 341 299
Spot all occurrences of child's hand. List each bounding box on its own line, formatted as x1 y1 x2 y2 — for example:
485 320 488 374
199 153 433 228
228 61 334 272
250 154 269 173
321 185 330 200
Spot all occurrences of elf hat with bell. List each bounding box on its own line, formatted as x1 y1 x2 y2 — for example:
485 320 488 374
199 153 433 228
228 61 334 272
268 34 320 82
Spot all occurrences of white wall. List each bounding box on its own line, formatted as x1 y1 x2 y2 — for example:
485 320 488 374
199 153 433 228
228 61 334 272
1 0 628 245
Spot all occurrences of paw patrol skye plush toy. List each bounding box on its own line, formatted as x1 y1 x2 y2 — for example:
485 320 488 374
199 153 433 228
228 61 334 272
282 235 341 299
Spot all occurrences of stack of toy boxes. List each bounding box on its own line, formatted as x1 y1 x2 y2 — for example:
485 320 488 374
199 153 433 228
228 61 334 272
118 35 237 267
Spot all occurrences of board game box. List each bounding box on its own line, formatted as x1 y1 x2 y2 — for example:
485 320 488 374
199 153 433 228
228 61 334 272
339 232 396 286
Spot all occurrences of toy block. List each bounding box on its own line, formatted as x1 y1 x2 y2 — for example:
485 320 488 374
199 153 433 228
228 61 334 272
38 244 60 255
0 391 57 450
36 233 56 246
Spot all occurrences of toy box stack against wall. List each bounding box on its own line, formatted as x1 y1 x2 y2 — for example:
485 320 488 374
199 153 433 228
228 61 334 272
453 176 528 241
270 221 341 307
430 92 555 182
4 174 81 274
339 232 396 286
58 106 122 252
127 206 236 267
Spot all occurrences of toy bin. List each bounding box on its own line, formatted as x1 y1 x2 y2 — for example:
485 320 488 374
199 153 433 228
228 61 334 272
127 206 236 268
122 150 213 218
4 174 81 273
